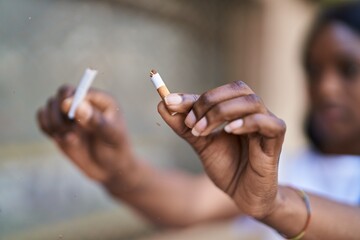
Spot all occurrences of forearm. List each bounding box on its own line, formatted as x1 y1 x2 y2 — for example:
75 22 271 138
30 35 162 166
103 160 239 227
262 186 360 240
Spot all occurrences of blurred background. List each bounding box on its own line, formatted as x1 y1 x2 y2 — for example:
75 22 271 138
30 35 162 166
0 0 338 239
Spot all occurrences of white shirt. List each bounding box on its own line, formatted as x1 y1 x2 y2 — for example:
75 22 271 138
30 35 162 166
233 147 360 240
279 147 360 205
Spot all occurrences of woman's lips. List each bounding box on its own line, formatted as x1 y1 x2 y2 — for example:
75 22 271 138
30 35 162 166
315 104 347 123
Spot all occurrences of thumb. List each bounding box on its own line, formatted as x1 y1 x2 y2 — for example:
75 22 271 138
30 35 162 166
62 98 117 142
157 101 200 145
158 102 210 155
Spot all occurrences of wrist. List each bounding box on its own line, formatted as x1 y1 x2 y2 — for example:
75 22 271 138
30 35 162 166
249 187 285 221
260 186 287 221
256 187 286 222
102 155 145 195
261 186 310 238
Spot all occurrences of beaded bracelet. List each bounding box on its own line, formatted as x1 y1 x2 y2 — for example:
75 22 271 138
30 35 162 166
280 188 312 240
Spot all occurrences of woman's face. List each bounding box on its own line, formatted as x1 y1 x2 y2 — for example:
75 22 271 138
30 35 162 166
307 22 360 152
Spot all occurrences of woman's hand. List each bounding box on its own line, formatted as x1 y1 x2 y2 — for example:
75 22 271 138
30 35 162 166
158 81 286 219
37 85 137 187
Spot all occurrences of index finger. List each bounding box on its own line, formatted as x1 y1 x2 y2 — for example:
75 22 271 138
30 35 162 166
186 81 254 128
85 89 118 112
57 84 76 102
60 88 118 116
164 93 200 113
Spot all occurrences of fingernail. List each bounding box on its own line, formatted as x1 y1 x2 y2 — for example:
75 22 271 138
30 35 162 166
63 98 72 106
185 110 197 128
192 117 207 136
224 119 244 133
76 102 93 122
164 94 182 105
191 128 200 137
62 98 73 113
224 125 232 133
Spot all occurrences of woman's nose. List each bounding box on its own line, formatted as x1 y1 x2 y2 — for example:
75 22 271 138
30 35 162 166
316 70 343 99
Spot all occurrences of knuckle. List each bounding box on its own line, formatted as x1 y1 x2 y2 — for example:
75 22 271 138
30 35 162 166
94 116 106 130
207 104 229 123
231 80 247 90
211 104 225 117
246 94 263 109
58 84 70 94
278 119 287 134
199 91 216 106
95 89 117 106
46 97 55 107
247 94 261 103
193 92 216 116
58 84 73 97
190 94 199 103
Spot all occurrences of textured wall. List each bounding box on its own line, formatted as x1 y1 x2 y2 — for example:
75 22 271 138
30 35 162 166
0 0 221 145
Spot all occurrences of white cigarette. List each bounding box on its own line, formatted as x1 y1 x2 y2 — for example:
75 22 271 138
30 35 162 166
68 68 98 119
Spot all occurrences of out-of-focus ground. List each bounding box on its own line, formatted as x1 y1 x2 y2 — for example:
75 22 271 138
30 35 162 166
0 0 317 239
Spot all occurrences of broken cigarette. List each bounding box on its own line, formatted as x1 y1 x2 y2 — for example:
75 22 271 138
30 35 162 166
149 69 170 99
150 69 176 115
68 68 98 119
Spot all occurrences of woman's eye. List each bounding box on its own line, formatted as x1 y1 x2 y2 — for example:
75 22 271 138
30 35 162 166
338 61 360 80
307 64 322 82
